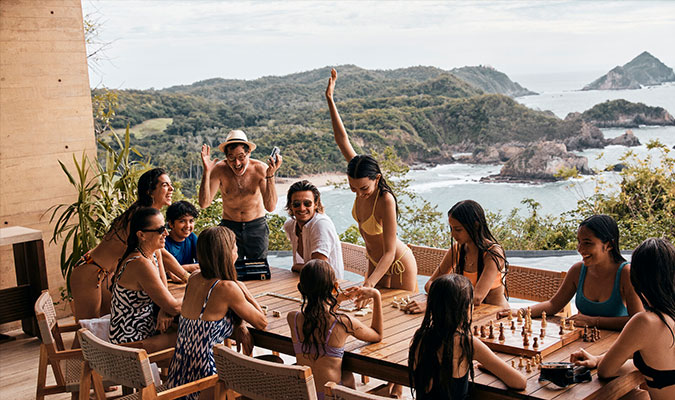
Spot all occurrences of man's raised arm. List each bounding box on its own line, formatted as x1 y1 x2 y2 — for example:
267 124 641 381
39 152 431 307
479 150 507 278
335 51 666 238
199 144 220 209
260 154 282 212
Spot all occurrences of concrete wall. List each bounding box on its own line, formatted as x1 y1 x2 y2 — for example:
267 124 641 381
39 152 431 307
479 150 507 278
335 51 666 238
1 0 96 329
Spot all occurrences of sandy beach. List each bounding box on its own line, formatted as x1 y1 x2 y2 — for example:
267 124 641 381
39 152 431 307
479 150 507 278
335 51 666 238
274 172 346 194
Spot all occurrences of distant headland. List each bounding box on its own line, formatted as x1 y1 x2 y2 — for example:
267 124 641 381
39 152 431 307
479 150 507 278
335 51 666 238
582 51 675 91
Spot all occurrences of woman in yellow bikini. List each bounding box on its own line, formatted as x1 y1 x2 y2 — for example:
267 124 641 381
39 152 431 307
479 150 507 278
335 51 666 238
326 68 417 292
69 168 185 321
406 200 510 314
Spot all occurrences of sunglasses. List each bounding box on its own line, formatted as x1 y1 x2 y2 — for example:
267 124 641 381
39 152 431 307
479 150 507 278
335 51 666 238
292 200 314 208
141 225 168 234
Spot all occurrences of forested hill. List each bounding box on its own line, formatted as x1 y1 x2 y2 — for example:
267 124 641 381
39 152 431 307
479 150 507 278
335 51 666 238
450 66 537 97
97 65 577 195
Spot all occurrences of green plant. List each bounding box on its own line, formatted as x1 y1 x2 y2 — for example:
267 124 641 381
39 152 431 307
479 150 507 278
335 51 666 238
48 127 149 296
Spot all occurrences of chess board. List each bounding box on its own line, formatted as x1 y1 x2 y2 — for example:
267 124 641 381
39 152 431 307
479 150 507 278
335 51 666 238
472 316 582 357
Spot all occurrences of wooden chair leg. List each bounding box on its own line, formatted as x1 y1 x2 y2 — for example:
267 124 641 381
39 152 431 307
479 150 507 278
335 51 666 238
79 362 92 400
36 345 49 400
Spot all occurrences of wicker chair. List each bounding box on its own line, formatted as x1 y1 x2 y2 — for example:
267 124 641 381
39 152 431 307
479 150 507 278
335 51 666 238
506 265 571 317
324 382 391 400
77 328 215 399
407 244 448 276
213 343 318 400
34 290 83 400
341 242 369 277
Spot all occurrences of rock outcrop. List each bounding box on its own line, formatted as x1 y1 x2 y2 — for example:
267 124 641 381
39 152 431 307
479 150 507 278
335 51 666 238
482 141 592 183
579 99 675 128
608 130 641 147
563 115 606 151
583 51 675 91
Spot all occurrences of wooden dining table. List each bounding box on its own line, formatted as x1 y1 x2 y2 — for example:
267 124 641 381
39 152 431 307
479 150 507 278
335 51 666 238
169 266 644 400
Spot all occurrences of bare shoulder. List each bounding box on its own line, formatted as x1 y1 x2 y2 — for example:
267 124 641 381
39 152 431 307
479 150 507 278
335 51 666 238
619 262 633 284
249 158 268 174
568 261 583 277
624 311 661 336
377 190 397 212
212 279 242 298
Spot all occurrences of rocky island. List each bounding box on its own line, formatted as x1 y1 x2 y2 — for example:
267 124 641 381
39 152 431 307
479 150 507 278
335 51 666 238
582 51 675 91
579 99 675 128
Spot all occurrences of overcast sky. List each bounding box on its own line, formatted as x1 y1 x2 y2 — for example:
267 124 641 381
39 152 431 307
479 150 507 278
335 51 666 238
83 0 675 91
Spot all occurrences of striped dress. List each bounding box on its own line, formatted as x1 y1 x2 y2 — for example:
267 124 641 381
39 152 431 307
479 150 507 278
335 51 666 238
109 255 157 344
166 280 234 400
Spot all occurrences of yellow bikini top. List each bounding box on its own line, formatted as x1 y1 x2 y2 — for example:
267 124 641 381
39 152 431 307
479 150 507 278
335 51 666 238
352 190 383 236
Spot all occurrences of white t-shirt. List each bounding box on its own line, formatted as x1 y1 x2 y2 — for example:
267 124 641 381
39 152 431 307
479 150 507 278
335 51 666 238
283 212 344 279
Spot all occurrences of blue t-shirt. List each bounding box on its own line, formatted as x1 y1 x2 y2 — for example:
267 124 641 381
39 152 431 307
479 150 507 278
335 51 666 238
165 232 198 265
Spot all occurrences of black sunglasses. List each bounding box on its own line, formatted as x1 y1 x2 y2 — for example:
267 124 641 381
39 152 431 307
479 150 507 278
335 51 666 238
292 200 313 208
141 225 168 234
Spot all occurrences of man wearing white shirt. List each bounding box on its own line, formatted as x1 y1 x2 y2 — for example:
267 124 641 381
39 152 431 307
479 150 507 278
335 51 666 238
283 180 344 279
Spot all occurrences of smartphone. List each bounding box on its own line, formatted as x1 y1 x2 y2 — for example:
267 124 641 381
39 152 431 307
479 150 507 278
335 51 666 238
270 146 280 162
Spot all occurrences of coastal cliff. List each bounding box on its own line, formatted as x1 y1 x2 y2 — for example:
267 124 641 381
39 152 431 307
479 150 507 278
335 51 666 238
578 99 675 128
583 51 675 91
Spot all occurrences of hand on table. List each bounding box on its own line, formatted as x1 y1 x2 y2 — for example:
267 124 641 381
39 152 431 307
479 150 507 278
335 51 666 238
402 298 426 314
156 310 174 333
343 285 379 309
566 313 598 327
570 348 599 368
232 324 254 355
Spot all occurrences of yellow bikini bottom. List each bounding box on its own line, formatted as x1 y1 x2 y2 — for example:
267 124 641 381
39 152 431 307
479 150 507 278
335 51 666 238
367 247 411 285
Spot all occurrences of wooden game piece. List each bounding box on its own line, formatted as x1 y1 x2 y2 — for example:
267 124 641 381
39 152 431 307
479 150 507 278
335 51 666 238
507 309 513 321
583 324 589 338
272 310 281 318
473 326 479 336
480 326 486 338
595 327 601 340
527 321 533 333
510 320 516 331
527 306 532 319
531 356 537 365
540 327 546 338
261 305 268 313
533 337 539 349
499 324 505 342
526 361 532 373
523 335 529 347
541 311 547 327
521 326 526 337
569 320 575 330
559 325 564 335
518 356 523 368
511 360 516 368
561 319 567 330
517 309 523 323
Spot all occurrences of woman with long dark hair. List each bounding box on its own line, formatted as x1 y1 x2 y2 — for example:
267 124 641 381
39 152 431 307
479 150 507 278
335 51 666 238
326 68 417 291
571 237 675 399
406 200 509 313
69 168 177 321
108 207 181 353
287 260 383 398
409 274 525 399
500 214 643 330
166 226 267 400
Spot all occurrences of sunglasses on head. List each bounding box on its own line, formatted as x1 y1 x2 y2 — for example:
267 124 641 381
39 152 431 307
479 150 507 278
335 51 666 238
292 200 313 208
141 225 168 234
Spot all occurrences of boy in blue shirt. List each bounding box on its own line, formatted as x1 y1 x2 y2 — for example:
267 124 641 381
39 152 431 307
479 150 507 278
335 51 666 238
165 201 200 278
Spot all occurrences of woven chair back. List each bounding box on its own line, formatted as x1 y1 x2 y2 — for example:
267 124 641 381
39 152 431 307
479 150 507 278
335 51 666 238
407 244 447 276
341 242 369 277
214 344 318 400
506 265 567 302
78 328 155 389
34 290 58 346
324 381 391 399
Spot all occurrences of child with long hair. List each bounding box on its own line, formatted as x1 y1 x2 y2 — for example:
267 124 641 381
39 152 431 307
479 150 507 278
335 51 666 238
406 200 509 314
287 259 383 398
167 226 267 400
409 274 526 399
499 214 643 330
326 68 418 292
571 237 675 400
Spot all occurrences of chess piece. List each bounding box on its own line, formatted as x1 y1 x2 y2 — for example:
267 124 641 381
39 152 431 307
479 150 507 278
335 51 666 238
488 325 495 339
561 319 567 330
526 361 532 373
507 309 513 321
522 326 526 337
541 311 547 327
518 356 523 368
584 324 589 338
527 306 532 319
559 325 564 335
533 337 539 349
511 320 516 331
527 321 533 333
499 324 505 342
523 335 529 347
511 360 516 368
517 309 523 323
540 327 546 338
595 327 601 340
531 356 537 365
480 326 486 338
569 320 575 330
473 326 479 337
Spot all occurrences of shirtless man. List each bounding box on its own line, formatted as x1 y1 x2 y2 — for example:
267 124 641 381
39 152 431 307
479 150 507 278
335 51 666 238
199 130 282 261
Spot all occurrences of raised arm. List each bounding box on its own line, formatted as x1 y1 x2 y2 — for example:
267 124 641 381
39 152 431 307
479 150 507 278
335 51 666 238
198 144 221 209
362 193 397 288
260 155 282 212
325 68 357 162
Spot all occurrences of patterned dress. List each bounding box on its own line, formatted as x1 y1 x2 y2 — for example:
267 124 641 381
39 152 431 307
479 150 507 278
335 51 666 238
166 280 234 400
109 255 158 344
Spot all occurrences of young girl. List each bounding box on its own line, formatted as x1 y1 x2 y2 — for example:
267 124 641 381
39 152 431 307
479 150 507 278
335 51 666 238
69 168 189 321
167 226 267 400
571 237 675 400
501 214 643 330
409 274 526 399
108 207 181 353
287 259 383 398
326 68 417 291
407 200 509 313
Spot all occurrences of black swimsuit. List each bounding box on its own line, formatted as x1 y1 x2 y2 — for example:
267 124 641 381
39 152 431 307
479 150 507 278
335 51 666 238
633 351 675 389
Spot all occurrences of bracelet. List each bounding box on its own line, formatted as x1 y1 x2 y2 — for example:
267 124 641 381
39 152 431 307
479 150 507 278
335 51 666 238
265 175 274 179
